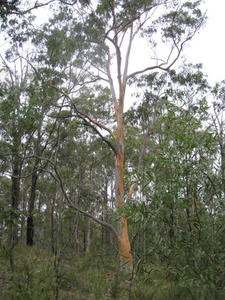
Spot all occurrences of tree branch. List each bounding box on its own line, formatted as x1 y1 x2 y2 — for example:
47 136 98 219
123 23 133 84
26 155 119 237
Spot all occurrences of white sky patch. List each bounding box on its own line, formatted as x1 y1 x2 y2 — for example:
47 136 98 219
123 0 225 110
184 0 225 84
128 0 225 89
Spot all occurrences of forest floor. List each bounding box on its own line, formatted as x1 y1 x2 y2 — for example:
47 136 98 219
0 244 224 299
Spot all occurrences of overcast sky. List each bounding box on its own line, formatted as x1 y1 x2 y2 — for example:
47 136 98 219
1 0 223 87
184 0 225 84
112 0 225 95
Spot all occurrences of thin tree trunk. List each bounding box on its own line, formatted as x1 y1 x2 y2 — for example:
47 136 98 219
8 149 21 271
57 189 63 246
27 129 41 246
101 178 110 248
20 182 27 244
74 162 83 255
169 208 175 249
74 210 80 255
51 191 56 253
9 156 20 249
36 191 41 245
26 167 38 246
86 218 91 254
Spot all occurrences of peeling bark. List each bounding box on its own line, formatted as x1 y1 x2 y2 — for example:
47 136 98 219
118 216 132 268
114 82 133 267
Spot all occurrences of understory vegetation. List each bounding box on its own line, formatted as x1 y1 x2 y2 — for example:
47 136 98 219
1 239 225 299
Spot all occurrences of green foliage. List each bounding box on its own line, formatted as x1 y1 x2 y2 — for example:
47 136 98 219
0 0 20 22
161 1 205 41
0 245 54 299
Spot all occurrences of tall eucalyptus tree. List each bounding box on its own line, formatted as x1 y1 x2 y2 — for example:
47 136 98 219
58 0 206 267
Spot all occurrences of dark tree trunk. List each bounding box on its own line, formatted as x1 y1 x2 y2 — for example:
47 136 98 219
20 183 27 244
26 129 41 246
26 216 34 246
26 167 38 246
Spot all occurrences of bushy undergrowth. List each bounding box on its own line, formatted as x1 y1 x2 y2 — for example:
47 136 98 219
0 244 225 299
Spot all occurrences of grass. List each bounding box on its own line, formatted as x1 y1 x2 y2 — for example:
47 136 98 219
0 244 225 299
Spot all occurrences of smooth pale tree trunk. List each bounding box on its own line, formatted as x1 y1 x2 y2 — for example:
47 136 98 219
106 8 134 268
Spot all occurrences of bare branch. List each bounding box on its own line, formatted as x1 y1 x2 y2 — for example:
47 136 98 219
127 9 205 80
17 0 56 15
81 119 117 155
106 51 117 101
123 23 133 84
109 0 122 89
48 108 117 155
127 63 167 79
26 155 119 237
56 87 116 140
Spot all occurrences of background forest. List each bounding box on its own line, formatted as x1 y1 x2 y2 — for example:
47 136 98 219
0 1 225 299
